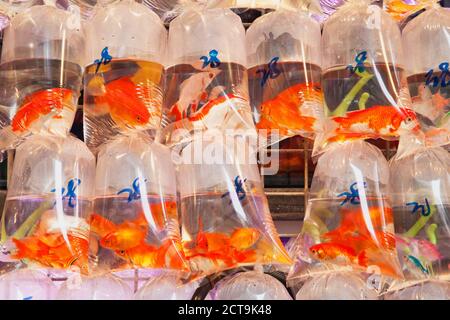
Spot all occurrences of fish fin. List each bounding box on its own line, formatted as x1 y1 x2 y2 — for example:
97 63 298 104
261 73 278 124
357 251 368 267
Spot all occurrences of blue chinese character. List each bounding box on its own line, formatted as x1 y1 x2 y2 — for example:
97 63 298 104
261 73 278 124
425 62 450 88
337 182 367 206
51 178 81 209
200 49 221 69
346 51 367 74
94 47 113 73
406 198 431 217
221 176 247 204
118 177 147 203
256 56 281 87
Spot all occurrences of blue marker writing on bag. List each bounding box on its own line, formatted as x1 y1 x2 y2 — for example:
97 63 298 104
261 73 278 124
23 296 32 300
221 176 247 204
256 56 281 87
200 50 221 68
425 62 450 88
117 177 147 203
94 47 113 74
51 178 81 209
337 182 368 206
406 198 431 217
346 51 367 74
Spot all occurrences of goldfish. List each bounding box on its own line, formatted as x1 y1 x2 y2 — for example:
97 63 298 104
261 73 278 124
94 77 151 128
115 242 162 268
89 213 148 251
385 0 434 21
257 83 322 135
12 233 89 274
169 70 220 121
329 106 419 142
11 88 74 133
309 242 366 266
229 228 260 250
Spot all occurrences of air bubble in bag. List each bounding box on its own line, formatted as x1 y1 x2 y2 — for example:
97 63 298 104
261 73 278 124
0 134 95 276
162 8 256 146
0 4 84 152
288 140 403 285
56 274 133 300
177 133 291 279
295 271 378 300
389 143 450 290
316 1 419 154
83 0 166 151
90 133 188 274
246 8 324 145
0 268 57 300
402 4 450 148
205 270 292 300
134 271 200 300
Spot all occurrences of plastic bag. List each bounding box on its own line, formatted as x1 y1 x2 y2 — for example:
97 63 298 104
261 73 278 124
161 7 256 147
389 143 450 289
316 1 419 154
246 8 324 146
56 274 134 300
83 0 166 151
402 4 450 148
0 4 84 152
134 271 200 300
0 269 57 300
177 133 291 279
205 270 292 300
288 140 403 284
0 134 95 276
384 280 450 300
90 133 188 273
295 271 379 300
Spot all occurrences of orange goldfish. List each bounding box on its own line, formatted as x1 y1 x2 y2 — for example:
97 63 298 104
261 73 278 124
94 77 151 128
229 228 260 250
115 242 162 268
257 83 322 135
309 242 366 265
330 106 419 142
146 201 178 230
385 0 433 21
89 213 148 251
12 233 89 273
12 88 73 133
186 93 240 122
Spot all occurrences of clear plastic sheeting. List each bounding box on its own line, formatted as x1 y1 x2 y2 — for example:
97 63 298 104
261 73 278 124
55 274 134 300
162 8 256 147
0 268 57 300
295 271 379 300
83 0 166 151
91 133 188 273
384 280 450 300
316 0 419 155
389 144 450 288
0 134 95 276
288 140 403 283
177 134 291 279
0 4 84 152
205 270 292 300
246 8 324 146
134 272 200 300
402 5 450 147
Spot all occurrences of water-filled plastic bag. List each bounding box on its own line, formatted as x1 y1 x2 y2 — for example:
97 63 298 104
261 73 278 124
83 0 166 151
0 4 84 152
90 133 188 274
0 268 57 300
0 134 95 275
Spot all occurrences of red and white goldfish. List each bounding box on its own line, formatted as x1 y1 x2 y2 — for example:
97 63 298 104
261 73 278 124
257 83 323 136
12 88 74 133
169 70 221 121
309 242 367 266
329 106 419 142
